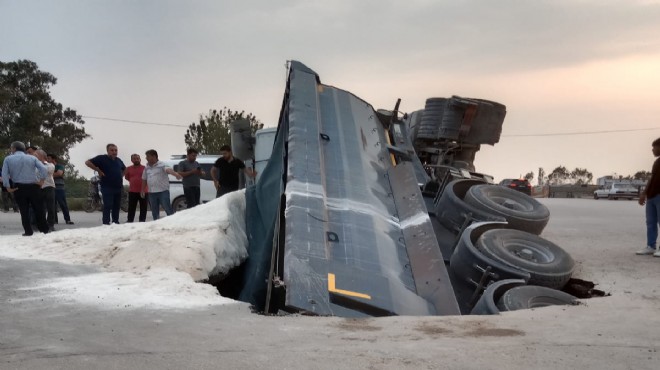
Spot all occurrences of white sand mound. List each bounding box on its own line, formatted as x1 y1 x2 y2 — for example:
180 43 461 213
0 190 249 309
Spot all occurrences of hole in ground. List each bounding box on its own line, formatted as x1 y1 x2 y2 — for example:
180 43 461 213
561 278 609 299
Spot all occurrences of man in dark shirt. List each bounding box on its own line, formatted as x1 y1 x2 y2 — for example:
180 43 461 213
85 143 126 225
211 145 256 198
48 154 74 225
638 137 660 256
178 148 205 208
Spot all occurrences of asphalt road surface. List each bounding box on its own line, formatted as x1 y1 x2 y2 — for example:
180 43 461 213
0 210 147 236
1 199 659 369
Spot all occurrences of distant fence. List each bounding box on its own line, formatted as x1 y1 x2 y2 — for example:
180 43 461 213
535 185 599 199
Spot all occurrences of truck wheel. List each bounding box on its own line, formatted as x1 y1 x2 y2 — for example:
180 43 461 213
434 180 504 234
172 196 187 213
470 279 526 315
593 194 598 200
476 229 575 289
464 184 550 235
496 285 578 312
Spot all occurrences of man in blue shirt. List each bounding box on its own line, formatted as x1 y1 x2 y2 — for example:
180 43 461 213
85 143 126 225
1 141 50 236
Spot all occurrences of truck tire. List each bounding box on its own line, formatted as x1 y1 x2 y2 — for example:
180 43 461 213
475 229 575 289
434 180 505 234
496 285 578 312
449 223 530 291
464 184 549 235
470 279 526 315
416 98 447 141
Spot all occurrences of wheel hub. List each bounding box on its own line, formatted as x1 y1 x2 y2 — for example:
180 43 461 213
515 248 536 261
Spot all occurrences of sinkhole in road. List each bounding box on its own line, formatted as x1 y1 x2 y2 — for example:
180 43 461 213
562 278 608 299
200 267 609 317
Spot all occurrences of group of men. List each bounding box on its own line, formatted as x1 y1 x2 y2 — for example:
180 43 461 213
1 140 254 236
1 141 74 236
85 143 255 225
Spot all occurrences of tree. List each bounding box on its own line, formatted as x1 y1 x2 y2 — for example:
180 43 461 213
633 171 651 180
538 167 545 186
571 168 593 185
184 107 264 154
524 171 534 182
548 166 571 185
0 60 89 162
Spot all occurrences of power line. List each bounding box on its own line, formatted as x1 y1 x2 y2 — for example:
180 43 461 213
81 115 188 128
503 127 660 137
82 114 660 137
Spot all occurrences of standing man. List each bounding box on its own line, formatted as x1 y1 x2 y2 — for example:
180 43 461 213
36 150 57 232
48 154 74 225
211 145 256 198
85 143 126 225
638 137 660 256
124 153 148 222
177 148 205 208
141 149 182 220
1 141 49 236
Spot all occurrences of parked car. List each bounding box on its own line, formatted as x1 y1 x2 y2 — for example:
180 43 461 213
498 178 532 195
593 182 639 200
165 155 220 212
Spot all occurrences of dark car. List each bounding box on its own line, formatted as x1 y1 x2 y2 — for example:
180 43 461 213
499 178 532 195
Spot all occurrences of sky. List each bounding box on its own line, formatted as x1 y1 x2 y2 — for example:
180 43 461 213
1 0 660 182
0 190 247 309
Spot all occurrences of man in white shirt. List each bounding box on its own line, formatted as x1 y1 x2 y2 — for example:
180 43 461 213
141 149 182 220
2 141 49 236
36 150 56 232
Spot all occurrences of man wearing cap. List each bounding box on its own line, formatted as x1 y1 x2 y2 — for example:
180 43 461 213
1 141 50 236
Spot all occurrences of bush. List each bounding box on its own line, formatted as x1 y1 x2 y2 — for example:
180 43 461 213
65 179 89 198
67 197 87 211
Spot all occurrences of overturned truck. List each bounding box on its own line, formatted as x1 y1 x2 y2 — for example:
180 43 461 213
234 61 576 317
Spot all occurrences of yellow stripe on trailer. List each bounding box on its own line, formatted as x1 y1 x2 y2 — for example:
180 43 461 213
327 273 371 300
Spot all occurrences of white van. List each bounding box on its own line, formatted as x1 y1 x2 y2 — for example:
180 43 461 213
164 155 220 212
593 182 639 200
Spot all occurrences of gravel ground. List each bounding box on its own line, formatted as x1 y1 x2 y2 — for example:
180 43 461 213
1 198 659 370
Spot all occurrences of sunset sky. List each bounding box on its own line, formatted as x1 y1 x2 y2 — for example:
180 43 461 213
2 0 659 182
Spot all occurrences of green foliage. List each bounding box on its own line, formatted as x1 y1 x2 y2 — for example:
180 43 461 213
632 171 651 180
571 168 593 185
65 178 90 198
0 59 89 165
548 166 570 185
538 167 545 186
524 171 534 182
184 107 263 155
546 166 593 185
66 197 87 211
